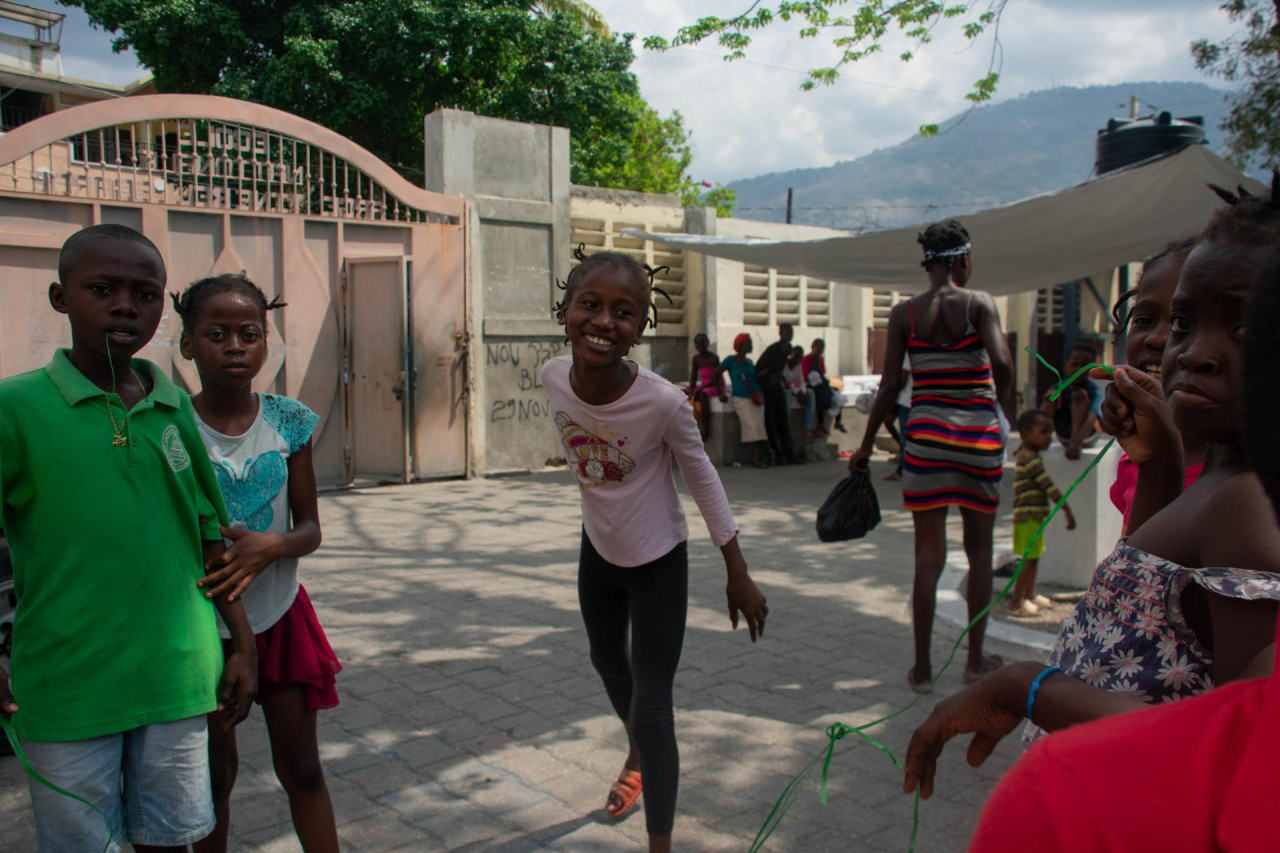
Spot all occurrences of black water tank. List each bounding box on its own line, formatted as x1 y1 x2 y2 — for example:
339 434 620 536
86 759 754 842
1094 112 1206 175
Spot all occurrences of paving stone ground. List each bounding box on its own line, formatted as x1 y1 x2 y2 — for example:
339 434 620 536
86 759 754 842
0 452 1035 852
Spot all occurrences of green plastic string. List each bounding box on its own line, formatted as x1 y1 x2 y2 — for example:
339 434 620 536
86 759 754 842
750 352 1117 853
1 718 113 851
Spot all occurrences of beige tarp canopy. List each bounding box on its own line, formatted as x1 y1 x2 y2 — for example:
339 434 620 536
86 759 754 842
623 145 1266 297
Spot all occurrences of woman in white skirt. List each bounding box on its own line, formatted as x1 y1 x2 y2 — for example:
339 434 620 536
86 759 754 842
717 333 771 467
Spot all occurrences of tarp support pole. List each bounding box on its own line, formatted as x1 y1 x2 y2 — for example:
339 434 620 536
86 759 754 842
1114 266 1129 355
1063 281 1079 353
1082 276 1113 325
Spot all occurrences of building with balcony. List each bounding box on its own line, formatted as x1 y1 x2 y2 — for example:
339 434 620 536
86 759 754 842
0 0 152 134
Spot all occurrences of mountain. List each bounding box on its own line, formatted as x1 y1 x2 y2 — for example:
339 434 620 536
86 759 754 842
727 82 1251 232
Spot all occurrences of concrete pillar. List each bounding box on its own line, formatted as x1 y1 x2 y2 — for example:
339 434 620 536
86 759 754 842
425 108 572 473
1006 290 1036 411
837 285 872 375
684 207 718 351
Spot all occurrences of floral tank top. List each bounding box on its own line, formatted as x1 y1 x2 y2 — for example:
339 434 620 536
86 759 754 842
1024 540 1280 743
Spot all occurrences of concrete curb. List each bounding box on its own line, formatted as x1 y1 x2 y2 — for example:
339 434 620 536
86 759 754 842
935 546 1057 654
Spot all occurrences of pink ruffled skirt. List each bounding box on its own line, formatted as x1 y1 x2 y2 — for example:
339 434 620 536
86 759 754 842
223 585 342 711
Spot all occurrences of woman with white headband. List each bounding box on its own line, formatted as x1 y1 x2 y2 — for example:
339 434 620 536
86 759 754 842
850 220 1015 691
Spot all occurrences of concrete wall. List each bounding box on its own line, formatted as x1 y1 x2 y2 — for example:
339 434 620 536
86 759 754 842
1038 444 1123 589
0 35 61 77
424 109 573 475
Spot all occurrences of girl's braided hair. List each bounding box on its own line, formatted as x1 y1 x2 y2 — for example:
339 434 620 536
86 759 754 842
1201 169 1280 247
553 245 674 330
917 220 971 270
1111 237 1196 342
171 272 285 334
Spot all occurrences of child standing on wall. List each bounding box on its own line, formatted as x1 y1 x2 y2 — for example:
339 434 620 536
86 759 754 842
172 274 341 853
546 248 769 853
1008 410 1076 616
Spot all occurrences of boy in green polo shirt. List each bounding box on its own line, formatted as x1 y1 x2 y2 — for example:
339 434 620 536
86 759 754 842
0 224 257 852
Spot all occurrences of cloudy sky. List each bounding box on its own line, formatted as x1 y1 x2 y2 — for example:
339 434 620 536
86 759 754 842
20 0 1240 184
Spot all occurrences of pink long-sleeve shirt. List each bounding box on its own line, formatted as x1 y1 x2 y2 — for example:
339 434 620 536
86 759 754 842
543 356 739 567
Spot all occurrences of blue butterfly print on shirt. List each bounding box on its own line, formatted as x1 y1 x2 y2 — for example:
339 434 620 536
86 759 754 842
215 452 288 532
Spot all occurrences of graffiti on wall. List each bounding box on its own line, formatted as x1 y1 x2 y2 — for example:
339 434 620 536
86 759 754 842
485 339 564 424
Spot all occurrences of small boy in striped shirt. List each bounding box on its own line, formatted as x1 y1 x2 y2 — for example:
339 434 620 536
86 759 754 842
1009 410 1076 616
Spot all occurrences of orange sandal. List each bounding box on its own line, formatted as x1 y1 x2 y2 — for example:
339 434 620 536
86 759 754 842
606 769 643 818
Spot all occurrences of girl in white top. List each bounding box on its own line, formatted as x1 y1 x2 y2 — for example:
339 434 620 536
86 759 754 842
173 273 340 853
545 248 769 853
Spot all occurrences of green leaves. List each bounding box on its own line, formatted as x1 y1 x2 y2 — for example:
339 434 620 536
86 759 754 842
966 72 1000 104
1192 0 1280 169
532 0 609 36
647 0 1010 138
684 183 738 217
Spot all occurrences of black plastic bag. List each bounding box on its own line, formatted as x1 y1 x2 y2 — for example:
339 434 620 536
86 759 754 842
815 472 881 542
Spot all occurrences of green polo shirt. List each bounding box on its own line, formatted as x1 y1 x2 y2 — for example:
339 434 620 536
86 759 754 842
0 350 230 742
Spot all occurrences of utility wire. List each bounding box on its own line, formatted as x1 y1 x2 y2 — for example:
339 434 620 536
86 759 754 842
668 46 971 100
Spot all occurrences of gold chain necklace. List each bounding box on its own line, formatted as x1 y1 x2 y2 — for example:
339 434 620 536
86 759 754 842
105 368 148 447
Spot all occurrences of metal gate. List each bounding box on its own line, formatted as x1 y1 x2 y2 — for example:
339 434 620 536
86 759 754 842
0 94 467 484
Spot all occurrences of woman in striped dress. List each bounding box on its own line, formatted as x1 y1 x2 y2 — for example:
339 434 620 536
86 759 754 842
851 221 1013 692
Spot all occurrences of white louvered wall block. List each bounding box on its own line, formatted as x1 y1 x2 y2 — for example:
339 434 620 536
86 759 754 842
569 214 688 332
743 264 771 326
804 277 832 327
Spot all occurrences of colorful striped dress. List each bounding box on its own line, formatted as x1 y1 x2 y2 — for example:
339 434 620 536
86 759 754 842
902 299 1004 512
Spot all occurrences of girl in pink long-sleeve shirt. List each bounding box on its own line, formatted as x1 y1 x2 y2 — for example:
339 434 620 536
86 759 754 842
546 248 769 853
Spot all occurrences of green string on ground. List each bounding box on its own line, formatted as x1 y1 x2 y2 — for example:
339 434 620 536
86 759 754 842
750 352 1116 853
1 717 114 852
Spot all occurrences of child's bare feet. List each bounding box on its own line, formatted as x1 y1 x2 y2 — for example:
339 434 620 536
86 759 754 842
962 653 1005 684
907 666 933 693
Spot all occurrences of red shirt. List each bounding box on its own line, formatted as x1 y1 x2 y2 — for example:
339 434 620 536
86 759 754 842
801 353 825 384
969 627 1280 851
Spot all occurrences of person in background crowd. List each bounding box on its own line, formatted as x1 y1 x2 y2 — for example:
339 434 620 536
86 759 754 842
686 333 727 441
755 324 801 466
717 334 771 468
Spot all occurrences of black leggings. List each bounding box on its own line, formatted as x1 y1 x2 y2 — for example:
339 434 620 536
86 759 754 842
578 530 688 836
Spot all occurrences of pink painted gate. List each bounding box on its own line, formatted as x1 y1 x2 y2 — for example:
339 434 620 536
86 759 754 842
0 94 468 485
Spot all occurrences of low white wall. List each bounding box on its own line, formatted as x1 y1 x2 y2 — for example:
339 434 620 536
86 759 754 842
1036 443 1122 589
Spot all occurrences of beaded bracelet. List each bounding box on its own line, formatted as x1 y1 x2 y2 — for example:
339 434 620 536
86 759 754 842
1026 666 1063 727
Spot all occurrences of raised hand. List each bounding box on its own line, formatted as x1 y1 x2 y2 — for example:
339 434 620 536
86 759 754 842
1092 366 1180 465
